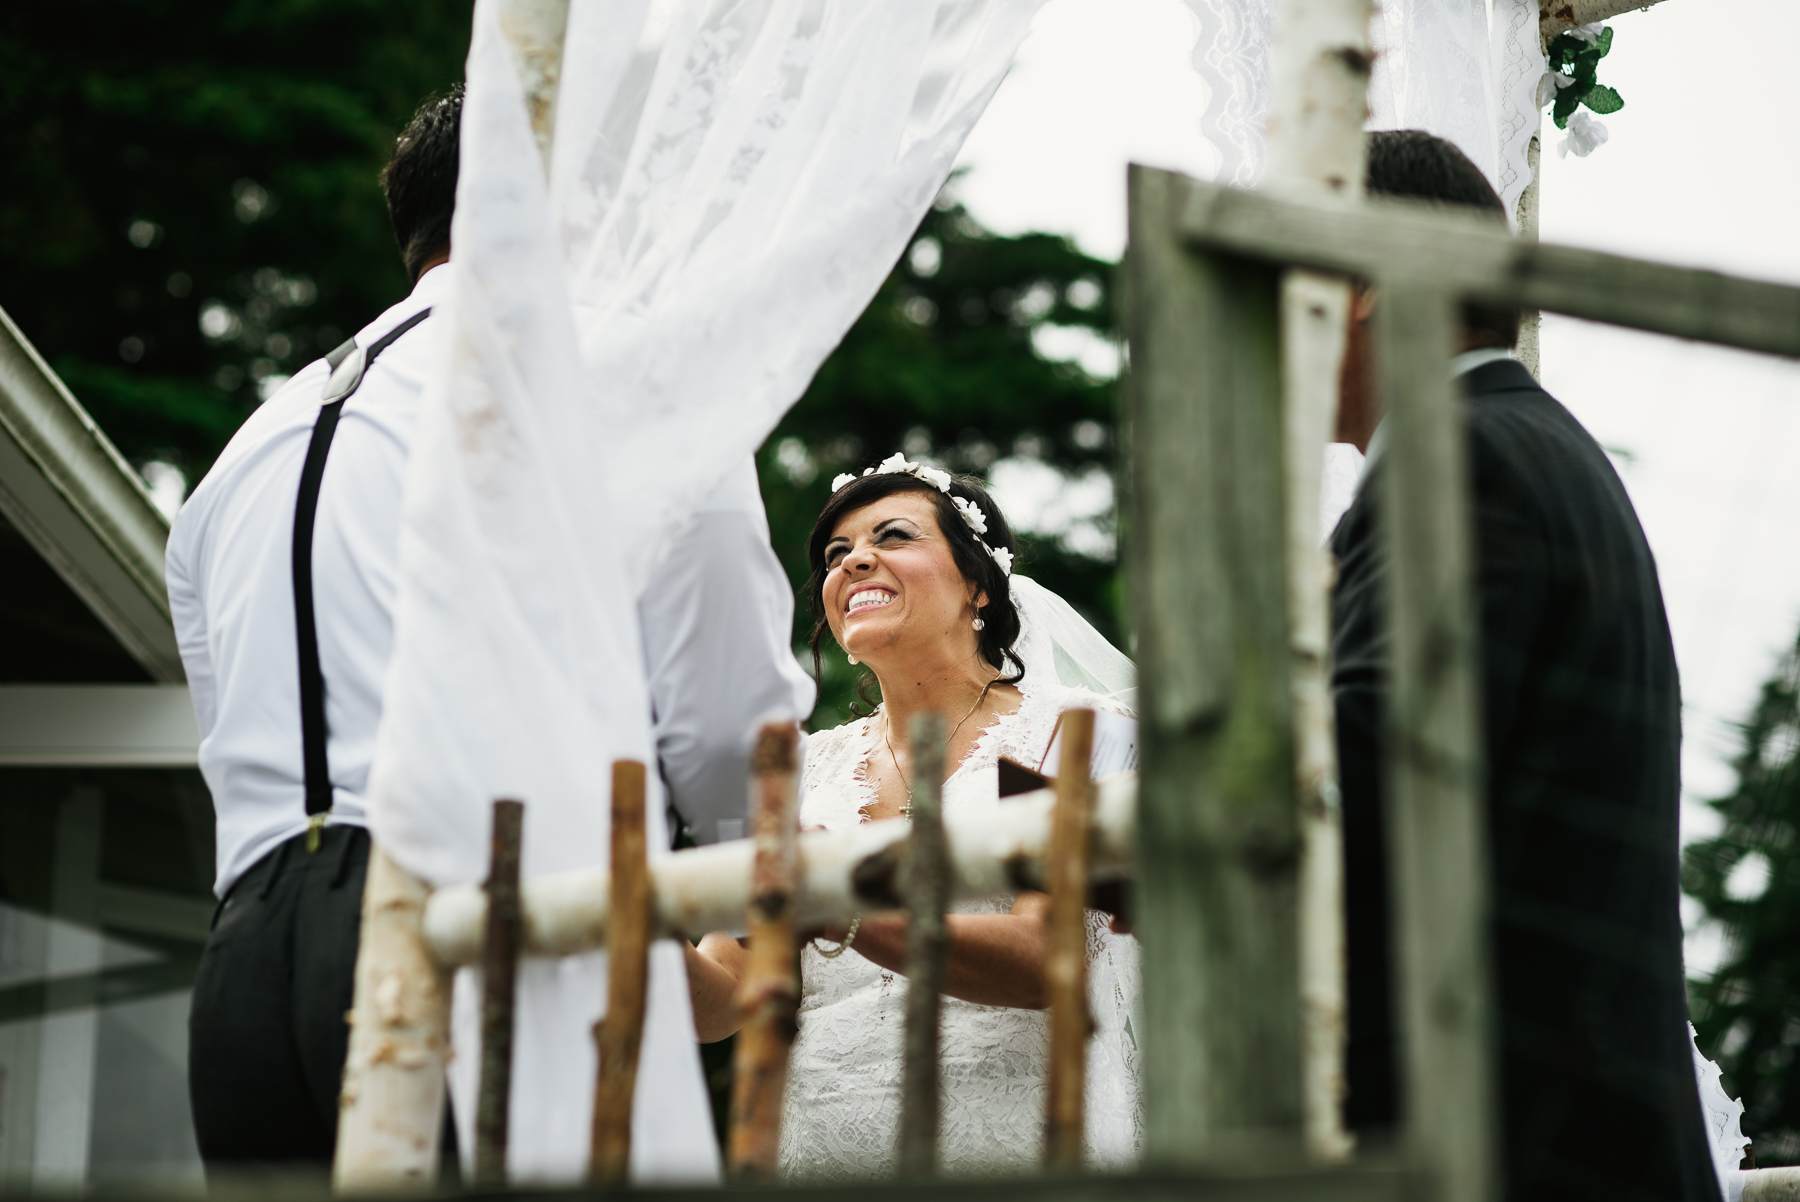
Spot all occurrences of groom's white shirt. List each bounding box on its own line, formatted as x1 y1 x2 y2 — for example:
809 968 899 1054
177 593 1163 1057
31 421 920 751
168 263 814 898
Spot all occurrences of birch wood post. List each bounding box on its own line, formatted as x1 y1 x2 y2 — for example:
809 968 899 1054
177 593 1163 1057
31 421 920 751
333 849 454 1192
1377 282 1497 1202
1126 165 1301 1168
727 723 802 1181
590 760 651 1184
1043 708 1097 1171
1539 0 1671 43
496 0 569 170
473 800 525 1186
1263 0 1371 1161
1744 1166 1800 1200
898 712 949 1179
1515 132 1543 378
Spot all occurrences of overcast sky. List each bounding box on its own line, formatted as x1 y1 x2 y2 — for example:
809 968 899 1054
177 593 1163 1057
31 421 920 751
953 0 1800 972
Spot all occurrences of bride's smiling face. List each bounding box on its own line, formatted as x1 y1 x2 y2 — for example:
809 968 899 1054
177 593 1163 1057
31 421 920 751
822 491 985 669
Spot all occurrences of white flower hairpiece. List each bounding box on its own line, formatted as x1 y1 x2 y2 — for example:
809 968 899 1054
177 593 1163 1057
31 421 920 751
828 452 1012 575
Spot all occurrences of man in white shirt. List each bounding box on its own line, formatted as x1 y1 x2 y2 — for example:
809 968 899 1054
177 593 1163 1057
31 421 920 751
168 87 812 1173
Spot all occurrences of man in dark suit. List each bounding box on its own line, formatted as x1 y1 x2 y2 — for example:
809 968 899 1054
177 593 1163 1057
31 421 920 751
1331 130 1719 1201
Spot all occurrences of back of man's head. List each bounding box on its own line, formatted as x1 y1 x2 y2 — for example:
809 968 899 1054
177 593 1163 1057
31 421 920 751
1365 130 1519 349
382 87 462 282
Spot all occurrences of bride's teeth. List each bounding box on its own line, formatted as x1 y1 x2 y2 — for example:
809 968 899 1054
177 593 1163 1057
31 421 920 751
849 589 894 614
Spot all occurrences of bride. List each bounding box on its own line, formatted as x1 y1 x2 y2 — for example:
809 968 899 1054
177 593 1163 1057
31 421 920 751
687 453 1142 1180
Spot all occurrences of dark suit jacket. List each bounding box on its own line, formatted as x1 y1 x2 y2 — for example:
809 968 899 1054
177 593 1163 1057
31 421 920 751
1330 359 1718 1202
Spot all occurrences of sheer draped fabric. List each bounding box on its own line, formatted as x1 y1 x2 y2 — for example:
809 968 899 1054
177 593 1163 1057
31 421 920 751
369 0 1047 1183
781 681 1142 1180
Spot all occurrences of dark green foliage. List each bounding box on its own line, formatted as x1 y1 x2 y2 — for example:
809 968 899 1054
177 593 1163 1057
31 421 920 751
757 195 1124 728
2 4 1124 733
1546 25 1625 130
1688 634 1800 1163
0 0 473 480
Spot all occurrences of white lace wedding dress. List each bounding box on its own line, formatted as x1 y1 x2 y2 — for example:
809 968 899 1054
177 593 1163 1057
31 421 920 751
778 680 1143 1181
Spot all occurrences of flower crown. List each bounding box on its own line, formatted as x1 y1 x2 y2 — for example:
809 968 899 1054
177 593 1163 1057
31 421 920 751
831 453 1014 576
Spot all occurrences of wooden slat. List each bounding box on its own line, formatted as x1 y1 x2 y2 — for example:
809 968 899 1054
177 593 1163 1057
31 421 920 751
1375 285 1497 1202
898 712 950 1179
1168 172 1800 360
727 723 803 1181
591 761 651 1184
1126 164 1303 1167
1044 708 1098 1170
475 799 526 1187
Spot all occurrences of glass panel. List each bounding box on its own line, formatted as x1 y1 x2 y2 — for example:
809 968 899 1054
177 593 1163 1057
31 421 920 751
0 767 213 1189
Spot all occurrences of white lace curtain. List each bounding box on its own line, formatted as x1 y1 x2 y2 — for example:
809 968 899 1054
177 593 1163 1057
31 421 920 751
1182 0 1545 222
369 0 1047 1183
364 0 1553 1183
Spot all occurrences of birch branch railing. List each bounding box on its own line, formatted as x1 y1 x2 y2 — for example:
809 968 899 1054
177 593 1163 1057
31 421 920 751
418 775 1140 965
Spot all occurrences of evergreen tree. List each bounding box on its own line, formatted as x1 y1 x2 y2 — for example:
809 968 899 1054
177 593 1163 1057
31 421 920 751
0 0 473 480
1 6 1124 731
759 193 1123 725
1688 633 1800 1164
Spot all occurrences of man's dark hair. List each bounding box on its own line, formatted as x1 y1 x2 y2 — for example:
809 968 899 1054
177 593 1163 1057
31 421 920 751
381 87 462 281
1366 129 1520 349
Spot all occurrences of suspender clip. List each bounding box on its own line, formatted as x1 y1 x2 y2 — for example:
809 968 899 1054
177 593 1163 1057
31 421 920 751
306 811 331 854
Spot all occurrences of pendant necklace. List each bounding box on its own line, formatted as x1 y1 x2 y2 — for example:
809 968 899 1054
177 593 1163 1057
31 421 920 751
882 675 998 819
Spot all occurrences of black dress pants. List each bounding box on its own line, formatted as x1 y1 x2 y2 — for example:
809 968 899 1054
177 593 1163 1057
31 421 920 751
188 824 368 1169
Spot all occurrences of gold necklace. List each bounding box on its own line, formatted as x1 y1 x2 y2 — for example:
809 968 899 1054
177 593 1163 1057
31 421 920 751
882 676 998 817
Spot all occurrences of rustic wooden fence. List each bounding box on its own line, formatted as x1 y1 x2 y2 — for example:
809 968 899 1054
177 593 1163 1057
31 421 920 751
1127 164 1800 1202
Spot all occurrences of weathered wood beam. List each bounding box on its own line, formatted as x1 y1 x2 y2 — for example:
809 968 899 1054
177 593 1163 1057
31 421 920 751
1127 164 1302 1168
422 776 1139 966
1171 175 1800 361
1376 285 1497 1202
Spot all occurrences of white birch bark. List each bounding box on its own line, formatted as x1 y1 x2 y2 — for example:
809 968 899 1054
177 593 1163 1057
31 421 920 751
1515 132 1543 378
333 851 455 1192
1539 0 1671 43
421 777 1140 967
1263 0 1374 1166
496 0 569 171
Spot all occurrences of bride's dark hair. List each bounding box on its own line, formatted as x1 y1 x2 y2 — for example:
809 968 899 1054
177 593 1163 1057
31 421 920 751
805 470 1024 712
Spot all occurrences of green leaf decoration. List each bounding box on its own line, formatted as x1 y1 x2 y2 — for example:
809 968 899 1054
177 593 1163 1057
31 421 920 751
1583 84 1625 115
1553 89 1580 129
1543 25 1623 130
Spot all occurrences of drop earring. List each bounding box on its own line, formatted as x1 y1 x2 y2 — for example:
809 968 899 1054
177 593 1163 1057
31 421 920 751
848 653 858 665
971 617 986 632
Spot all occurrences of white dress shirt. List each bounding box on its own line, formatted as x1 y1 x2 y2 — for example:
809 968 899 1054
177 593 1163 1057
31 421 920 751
168 266 813 897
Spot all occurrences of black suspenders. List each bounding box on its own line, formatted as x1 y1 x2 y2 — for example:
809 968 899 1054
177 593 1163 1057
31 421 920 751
292 306 433 852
